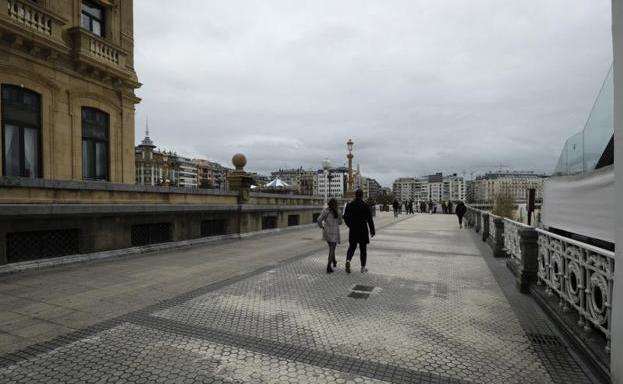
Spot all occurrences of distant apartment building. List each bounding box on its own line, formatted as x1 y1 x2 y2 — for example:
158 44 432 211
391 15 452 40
366 178 383 200
176 156 198 188
392 173 465 203
316 167 348 198
469 171 546 204
192 159 232 190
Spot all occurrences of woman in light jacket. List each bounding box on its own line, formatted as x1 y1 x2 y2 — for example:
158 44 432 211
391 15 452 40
317 198 342 273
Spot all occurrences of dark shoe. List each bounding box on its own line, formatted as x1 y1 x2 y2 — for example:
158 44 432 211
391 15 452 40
326 265 334 274
332 257 337 268
361 267 368 273
345 261 351 274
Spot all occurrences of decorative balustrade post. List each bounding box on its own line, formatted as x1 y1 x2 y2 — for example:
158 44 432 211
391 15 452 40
491 218 506 258
475 211 481 233
481 213 489 242
516 228 538 293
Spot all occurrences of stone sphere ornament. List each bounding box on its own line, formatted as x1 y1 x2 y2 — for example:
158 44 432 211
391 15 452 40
232 153 247 170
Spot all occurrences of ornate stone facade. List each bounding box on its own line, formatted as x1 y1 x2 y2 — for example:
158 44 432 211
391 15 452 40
0 0 140 183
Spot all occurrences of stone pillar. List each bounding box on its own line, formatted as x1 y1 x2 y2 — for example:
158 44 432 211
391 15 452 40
481 213 489 242
475 211 482 233
227 153 253 203
491 218 506 258
611 1 623 382
515 228 538 294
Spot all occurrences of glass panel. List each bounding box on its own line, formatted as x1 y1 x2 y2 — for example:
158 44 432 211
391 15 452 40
81 13 90 30
552 65 613 176
95 141 108 180
82 2 102 19
82 140 93 179
4 124 20 177
583 66 614 171
92 20 102 36
23 127 39 178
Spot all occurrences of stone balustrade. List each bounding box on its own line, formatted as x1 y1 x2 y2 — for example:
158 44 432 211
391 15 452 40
537 229 615 351
487 213 506 257
68 27 128 72
0 176 325 265
2 0 65 42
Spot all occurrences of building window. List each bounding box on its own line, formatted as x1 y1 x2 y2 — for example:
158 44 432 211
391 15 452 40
1 85 42 178
81 0 104 37
81 107 109 180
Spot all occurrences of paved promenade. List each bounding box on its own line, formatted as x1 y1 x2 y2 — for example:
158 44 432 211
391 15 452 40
0 213 596 383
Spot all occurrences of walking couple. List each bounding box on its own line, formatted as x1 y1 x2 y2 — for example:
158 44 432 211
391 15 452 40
317 189 376 274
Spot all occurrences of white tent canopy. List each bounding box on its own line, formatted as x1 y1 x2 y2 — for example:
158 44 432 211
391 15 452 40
264 178 290 188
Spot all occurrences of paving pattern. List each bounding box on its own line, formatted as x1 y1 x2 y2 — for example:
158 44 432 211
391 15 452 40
0 215 593 383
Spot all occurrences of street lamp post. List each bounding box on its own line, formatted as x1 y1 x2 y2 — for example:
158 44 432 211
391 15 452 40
322 158 331 206
346 139 354 198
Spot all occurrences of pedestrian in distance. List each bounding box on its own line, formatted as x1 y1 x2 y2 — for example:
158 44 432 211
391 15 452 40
317 198 342 274
456 201 467 229
392 200 400 218
343 189 376 273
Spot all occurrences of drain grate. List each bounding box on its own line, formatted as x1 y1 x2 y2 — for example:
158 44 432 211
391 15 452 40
526 333 564 347
348 292 370 299
352 285 375 292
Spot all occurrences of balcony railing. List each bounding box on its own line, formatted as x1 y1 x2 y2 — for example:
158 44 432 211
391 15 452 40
7 0 51 35
536 228 615 350
69 27 128 73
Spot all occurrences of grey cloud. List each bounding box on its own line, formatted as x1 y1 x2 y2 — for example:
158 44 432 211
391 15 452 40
134 0 613 186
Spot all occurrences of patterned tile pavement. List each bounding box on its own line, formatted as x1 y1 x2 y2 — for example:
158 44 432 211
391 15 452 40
0 215 595 383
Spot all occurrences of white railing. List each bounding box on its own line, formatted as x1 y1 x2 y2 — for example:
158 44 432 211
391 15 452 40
536 228 615 350
7 0 52 36
89 37 120 65
503 218 531 265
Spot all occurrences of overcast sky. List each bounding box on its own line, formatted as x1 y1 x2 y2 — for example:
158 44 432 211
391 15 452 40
134 1 612 186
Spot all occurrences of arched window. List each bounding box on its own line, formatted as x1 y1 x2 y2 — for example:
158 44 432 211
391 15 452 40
1 85 42 178
81 107 109 180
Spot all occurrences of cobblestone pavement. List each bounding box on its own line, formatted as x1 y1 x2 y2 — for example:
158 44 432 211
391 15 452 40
0 215 594 383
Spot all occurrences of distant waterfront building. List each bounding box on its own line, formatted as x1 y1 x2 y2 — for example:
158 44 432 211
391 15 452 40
270 167 317 195
366 178 383 200
135 131 179 186
0 0 140 183
192 159 233 190
392 173 465 203
177 156 198 188
316 167 348 198
469 171 546 204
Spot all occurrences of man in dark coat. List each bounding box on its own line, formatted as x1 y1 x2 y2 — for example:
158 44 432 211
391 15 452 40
343 189 376 273
455 201 467 228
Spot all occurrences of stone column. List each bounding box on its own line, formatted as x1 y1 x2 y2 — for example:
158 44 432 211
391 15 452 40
227 153 253 203
491 218 506 258
611 0 623 382
481 213 489 242
475 211 482 233
515 228 538 294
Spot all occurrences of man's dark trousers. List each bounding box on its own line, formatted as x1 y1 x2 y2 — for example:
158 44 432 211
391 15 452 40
346 241 367 267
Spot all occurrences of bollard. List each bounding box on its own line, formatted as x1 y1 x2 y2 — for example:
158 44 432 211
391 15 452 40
481 213 489 242
492 218 506 258
516 228 538 294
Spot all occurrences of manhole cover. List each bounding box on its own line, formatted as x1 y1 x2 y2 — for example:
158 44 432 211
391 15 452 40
352 285 375 292
347 292 370 299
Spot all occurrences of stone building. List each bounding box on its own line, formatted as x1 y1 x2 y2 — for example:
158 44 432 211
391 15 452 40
469 171 545 204
0 0 140 183
392 173 466 203
135 130 179 186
